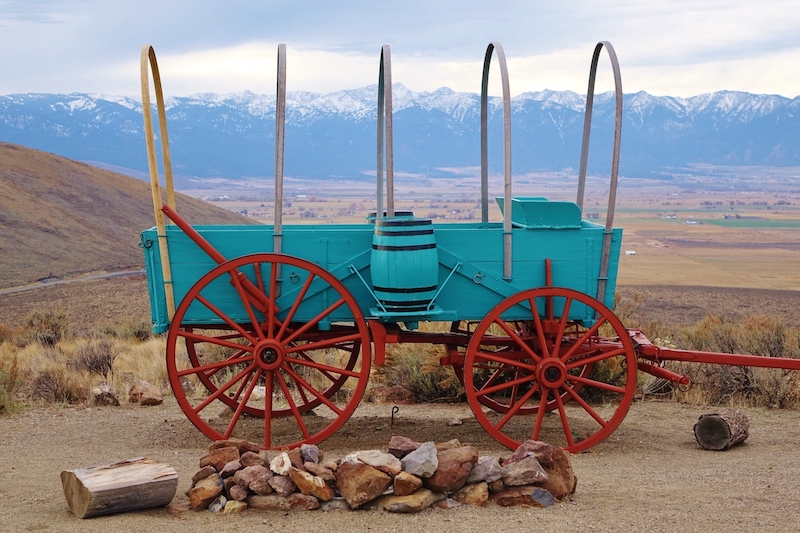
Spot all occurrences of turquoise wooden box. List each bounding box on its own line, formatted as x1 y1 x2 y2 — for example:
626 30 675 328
141 197 622 334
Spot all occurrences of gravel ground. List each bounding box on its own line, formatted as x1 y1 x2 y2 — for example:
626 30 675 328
1 398 800 532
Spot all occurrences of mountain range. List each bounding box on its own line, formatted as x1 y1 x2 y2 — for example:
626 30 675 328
1 86 799 181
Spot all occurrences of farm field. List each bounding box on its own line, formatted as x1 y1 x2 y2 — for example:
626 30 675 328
181 166 800 291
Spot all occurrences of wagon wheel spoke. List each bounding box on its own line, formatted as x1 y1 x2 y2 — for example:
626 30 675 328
559 315 609 363
565 346 627 370
493 318 543 364
563 385 610 427
275 371 311 442
552 392 575 448
473 350 538 374
167 253 371 450
264 370 274 448
282 298 347 345
465 287 636 453
551 297 573 357
567 374 627 395
284 352 363 380
194 294 259 345
286 338 360 384
175 349 253 379
224 369 263 439
264 261 278 334
228 269 268 338
191 362 258 414
276 274 315 341
493 382 541 431
531 390 550 441
279 364 345 416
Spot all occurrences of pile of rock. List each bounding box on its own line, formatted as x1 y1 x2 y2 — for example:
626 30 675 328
181 436 577 514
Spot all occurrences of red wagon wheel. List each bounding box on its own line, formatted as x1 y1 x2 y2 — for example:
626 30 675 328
464 287 636 453
447 321 594 415
166 253 371 450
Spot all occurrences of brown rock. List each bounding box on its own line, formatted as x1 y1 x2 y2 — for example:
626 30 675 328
503 455 548 486
223 476 237 495
139 391 163 406
209 438 261 455
489 486 556 507
353 450 402 476
228 484 249 501
289 467 335 501
223 500 248 514
233 464 270 489
240 451 265 467
219 460 242 478
167 495 191 515
300 443 321 463
319 497 351 511
423 446 479 493
304 461 335 483
434 498 462 509
488 479 505 494
452 482 489 506
269 452 293 475
393 471 423 496
191 465 217 487
91 385 120 406
335 458 392 508
249 473 274 495
370 385 417 404
187 473 223 510
490 486 556 508
400 441 438 477
246 493 320 511
435 438 462 451
504 440 577 499
268 474 297 496
388 435 422 458
286 448 305 470
199 446 240 472
367 488 446 513
467 456 506 484
128 379 162 405
207 495 227 513
320 459 339 472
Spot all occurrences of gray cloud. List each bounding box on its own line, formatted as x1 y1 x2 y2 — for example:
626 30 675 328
1 0 798 96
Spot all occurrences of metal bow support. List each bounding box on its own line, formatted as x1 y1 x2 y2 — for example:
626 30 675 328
480 42 513 281
576 41 623 305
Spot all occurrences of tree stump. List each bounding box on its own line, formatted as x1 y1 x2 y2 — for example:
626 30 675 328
693 408 750 450
61 457 178 518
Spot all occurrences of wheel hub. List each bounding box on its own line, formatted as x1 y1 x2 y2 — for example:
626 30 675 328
537 358 568 389
254 341 284 370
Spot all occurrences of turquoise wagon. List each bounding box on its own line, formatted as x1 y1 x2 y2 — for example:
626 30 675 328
140 42 636 452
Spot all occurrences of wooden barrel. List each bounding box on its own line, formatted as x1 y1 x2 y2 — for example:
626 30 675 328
366 210 415 223
370 217 438 312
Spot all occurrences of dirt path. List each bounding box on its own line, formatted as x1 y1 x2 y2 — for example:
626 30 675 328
1 399 799 532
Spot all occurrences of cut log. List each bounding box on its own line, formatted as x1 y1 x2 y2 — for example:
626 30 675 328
693 408 750 450
61 457 178 518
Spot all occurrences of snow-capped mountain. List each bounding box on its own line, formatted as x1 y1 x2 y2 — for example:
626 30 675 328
1 86 798 180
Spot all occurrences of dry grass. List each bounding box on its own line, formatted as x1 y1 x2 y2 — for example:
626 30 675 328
0 142 254 290
1 287 799 413
0 331 169 407
373 322 464 403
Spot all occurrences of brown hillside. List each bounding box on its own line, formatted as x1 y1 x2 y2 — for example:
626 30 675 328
0 143 253 289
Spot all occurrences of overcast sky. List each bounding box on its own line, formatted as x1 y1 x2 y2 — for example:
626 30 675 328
1 0 798 99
